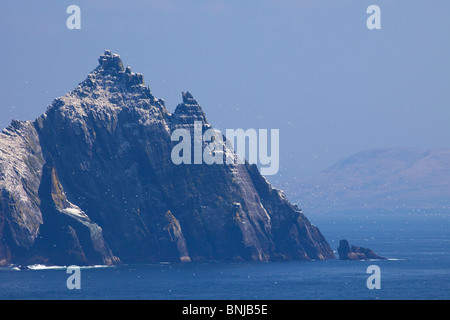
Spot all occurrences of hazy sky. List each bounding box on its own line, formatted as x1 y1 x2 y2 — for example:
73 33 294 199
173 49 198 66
1 0 449 186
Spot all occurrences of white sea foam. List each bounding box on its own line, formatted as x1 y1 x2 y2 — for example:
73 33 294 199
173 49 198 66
26 264 113 270
27 264 67 270
83 265 114 269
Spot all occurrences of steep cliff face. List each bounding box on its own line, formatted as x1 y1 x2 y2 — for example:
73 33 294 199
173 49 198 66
0 51 334 266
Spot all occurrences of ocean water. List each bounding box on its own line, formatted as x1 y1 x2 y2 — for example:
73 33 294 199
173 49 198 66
0 213 449 300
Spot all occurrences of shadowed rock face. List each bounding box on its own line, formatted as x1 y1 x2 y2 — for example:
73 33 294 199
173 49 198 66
337 239 386 261
0 51 334 266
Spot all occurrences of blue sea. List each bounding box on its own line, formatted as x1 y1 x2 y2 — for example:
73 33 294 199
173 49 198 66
1 213 449 300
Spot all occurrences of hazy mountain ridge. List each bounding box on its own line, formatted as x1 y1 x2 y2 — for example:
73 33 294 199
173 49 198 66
286 148 450 215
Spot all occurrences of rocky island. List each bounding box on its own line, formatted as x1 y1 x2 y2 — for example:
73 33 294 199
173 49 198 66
337 239 386 260
0 51 334 267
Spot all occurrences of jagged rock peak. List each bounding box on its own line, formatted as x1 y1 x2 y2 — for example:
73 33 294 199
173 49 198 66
182 91 197 105
92 50 146 89
98 50 125 73
56 50 162 114
172 91 207 125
